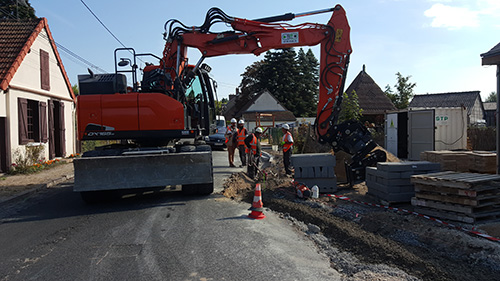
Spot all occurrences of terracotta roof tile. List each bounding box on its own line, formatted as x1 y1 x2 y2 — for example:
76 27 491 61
0 19 41 89
0 18 74 100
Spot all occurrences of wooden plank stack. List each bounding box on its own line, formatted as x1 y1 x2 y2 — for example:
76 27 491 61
411 171 500 224
420 150 496 174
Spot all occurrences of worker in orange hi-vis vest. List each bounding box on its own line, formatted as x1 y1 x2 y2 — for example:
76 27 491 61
281 124 294 176
244 127 263 179
236 119 248 167
225 118 238 167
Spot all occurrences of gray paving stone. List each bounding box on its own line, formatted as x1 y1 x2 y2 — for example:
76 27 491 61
291 153 336 167
376 161 441 172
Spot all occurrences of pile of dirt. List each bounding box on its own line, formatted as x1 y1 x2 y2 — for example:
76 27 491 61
222 152 500 281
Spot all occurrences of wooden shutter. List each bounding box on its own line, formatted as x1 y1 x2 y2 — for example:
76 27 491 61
40 49 50 91
48 100 55 159
18 98 29 145
59 102 66 156
39 101 48 143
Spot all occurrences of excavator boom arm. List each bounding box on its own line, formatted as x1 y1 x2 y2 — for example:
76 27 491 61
162 5 351 143
159 4 385 184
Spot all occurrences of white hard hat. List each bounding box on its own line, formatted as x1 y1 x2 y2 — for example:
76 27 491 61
230 118 237 123
238 120 244 125
255 127 263 133
282 124 290 130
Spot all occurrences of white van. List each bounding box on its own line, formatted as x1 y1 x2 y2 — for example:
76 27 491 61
215 115 226 134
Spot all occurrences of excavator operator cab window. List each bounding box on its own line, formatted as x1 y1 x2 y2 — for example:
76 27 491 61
185 74 204 129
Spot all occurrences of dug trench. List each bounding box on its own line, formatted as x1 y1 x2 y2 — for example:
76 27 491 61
222 152 500 281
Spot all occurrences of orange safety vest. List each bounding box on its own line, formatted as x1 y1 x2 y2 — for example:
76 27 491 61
236 127 247 146
246 134 260 156
282 131 293 152
225 125 235 143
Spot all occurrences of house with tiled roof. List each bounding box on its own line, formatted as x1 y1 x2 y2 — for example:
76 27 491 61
344 65 397 124
224 90 296 132
409 91 485 125
481 42 500 65
483 102 496 127
0 18 76 172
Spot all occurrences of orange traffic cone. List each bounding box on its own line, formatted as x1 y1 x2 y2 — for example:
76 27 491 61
248 183 266 219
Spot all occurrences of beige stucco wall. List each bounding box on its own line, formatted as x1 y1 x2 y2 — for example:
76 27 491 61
10 29 70 99
6 27 75 162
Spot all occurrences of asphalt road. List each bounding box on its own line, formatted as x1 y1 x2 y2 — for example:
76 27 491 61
0 150 340 281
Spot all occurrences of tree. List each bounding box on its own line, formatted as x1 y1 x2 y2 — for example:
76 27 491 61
384 72 416 109
339 90 363 122
237 48 319 117
296 48 319 117
258 48 299 114
72 84 79 96
0 0 36 20
485 91 497 102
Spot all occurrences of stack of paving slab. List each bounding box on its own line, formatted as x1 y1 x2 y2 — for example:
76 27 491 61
366 161 441 203
411 172 500 224
420 150 496 174
291 153 337 193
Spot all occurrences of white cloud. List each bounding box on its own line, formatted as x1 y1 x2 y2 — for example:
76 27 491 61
478 0 500 16
424 3 480 29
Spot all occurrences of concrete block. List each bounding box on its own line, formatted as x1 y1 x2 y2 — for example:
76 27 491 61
376 177 412 186
366 168 403 179
377 161 441 172
367 180 415 195
291 153 336 167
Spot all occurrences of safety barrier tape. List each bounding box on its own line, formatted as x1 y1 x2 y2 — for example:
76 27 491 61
324 193 500 243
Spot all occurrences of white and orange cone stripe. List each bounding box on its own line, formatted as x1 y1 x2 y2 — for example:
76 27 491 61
248 183 266 219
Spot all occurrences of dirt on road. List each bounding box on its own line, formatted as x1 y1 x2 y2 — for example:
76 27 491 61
222 152 500 281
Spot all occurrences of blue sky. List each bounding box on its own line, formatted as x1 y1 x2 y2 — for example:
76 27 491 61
31 0 499 101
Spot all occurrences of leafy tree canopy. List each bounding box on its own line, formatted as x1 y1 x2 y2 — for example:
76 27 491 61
485 91 497 102
0 0 36 20
238 48 319 117
339 90 363 122
384 72 416 109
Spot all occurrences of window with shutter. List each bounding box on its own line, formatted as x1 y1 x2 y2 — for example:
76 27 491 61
18 98 43 144
18 98 29 145
40 49 50 91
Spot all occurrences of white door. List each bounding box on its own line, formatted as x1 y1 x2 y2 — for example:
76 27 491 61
408 110 435 160
385 113 398 156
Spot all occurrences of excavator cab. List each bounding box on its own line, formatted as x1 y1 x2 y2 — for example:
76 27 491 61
76 48 217 146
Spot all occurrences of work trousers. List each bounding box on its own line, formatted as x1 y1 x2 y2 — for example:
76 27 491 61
247 152 260 179
227 145 236 166
283 149 292 175
237 145 247 166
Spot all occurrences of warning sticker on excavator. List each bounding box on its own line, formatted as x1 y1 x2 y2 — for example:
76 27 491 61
335 29 343 42
282 32 299 44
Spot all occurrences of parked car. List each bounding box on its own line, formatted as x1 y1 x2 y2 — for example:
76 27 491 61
206 132 226 149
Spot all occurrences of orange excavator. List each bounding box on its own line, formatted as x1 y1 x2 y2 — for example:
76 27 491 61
74 4 385 202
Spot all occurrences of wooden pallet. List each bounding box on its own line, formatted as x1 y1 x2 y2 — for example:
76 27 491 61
414 205 500 224
411 171 500 189
411 172 500 224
